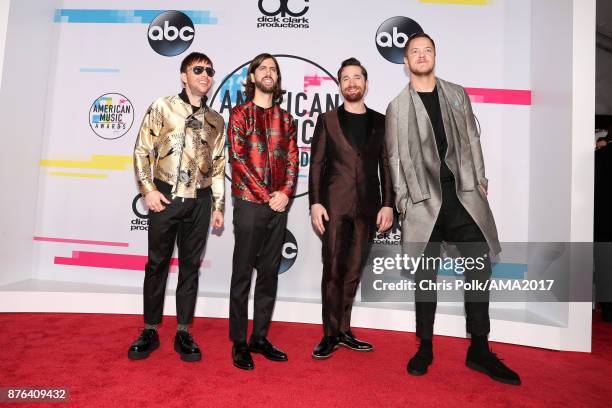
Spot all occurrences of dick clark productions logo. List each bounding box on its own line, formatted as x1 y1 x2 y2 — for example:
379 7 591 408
257 0 310 28
89 93 134 140
375 16 423 64
148 10 195 56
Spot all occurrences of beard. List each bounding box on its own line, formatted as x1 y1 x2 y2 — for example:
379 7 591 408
409 63 435 77
341 86 364 103
255 77 276 94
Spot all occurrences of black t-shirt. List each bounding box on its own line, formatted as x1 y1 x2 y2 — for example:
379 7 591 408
417 86 455 183
344 110 368 151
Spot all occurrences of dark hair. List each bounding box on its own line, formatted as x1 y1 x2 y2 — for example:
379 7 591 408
180 52 213 73
337 57 368 82
244 53 284 103
404 33 436 56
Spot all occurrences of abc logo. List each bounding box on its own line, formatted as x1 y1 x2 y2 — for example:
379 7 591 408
279 229 298 274
375 16 423 64
148 11 195 57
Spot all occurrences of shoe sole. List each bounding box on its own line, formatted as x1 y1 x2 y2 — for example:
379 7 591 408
311 345 339 360
466 360 521 385
338 342 374 352
233 361 254 370
128 340 160 360
407 367 428 376
174 343 201 362
249 349 288 362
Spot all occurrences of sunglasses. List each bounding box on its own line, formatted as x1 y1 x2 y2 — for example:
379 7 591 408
192 66 215 77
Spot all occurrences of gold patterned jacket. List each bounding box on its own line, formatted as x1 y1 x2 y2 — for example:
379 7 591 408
133 90 226 212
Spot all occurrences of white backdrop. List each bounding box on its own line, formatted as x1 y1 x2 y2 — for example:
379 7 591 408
32 0 532 303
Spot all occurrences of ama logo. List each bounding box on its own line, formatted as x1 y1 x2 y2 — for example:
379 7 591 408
375 16 423 64
148 10 195 57
210 55 340 199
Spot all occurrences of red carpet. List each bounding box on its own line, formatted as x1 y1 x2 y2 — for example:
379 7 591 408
1 313 611 408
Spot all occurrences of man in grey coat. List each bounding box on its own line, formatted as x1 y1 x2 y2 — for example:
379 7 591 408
385 33 520 385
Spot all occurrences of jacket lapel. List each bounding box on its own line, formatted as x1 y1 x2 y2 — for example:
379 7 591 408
333 105 357 153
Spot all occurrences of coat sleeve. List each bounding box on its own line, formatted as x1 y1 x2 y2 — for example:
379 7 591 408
384 100 409 213
133 101 162 196
378 120 395 208
210 120 226 213
462 88 488 191
278 113 299 198
308 114 327 207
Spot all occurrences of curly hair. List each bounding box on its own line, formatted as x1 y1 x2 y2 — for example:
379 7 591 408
244 53 284 104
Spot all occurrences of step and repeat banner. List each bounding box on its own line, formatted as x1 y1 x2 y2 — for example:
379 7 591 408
34 0 532 303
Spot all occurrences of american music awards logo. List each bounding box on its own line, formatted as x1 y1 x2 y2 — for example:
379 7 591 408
89 93 134 140
210 54 340 199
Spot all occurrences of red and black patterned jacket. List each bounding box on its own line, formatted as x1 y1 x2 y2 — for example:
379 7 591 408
227 100 299 203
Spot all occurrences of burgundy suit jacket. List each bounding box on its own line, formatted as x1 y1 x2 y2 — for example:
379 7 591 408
308 105 394 217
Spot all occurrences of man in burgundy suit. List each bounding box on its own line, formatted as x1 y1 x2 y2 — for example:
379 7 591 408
309 58 394 359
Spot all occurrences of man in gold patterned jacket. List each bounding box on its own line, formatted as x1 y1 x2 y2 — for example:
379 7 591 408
128 52 225 363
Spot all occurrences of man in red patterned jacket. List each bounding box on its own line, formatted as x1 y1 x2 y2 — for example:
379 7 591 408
227 53 299 370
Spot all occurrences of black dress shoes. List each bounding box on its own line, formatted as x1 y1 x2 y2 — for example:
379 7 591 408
232 342 254 370
174 331 202 362
407 346 433 376
312 336 339 359
338 331 374 351
466 346 521 385
128 328 160 360
249 337 288 362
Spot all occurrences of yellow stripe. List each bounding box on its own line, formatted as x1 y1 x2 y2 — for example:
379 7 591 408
49 172 108 179
40 154 133 170
419 0 489 4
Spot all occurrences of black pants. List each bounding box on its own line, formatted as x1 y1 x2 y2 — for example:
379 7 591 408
229 198 288 343
143 182 212 325
415 181 492 339
321 214 376 336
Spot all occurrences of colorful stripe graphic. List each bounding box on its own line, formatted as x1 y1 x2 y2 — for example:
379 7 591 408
465 88 531 106
304 74 335 93
439 262 527 280
34 237 129 247
419 0 489 5
54 9 218 24
54 251 211 271
79 68 120 73
40 155 133 170
49 172 107 179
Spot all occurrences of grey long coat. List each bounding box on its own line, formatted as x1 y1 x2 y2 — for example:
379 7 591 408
384 78 501 258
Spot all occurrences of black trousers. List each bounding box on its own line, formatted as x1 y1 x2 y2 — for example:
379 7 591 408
415 181 492 339
229 198 288 343
143 183 212 325
321 213 376 336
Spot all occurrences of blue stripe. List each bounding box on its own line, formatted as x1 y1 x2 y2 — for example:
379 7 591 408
80 68 120 73
54 9 218 24
438 262 527 280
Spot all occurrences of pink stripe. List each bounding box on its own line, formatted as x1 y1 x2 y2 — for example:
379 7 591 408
54 251 211 272
34 236 129 247
465 88 531 105
304 74 334 92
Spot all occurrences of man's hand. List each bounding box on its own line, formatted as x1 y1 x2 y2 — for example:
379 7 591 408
376 206 393 233
145 190 171 213
211 210 224 228
310 203 329 235
269 191 289 212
